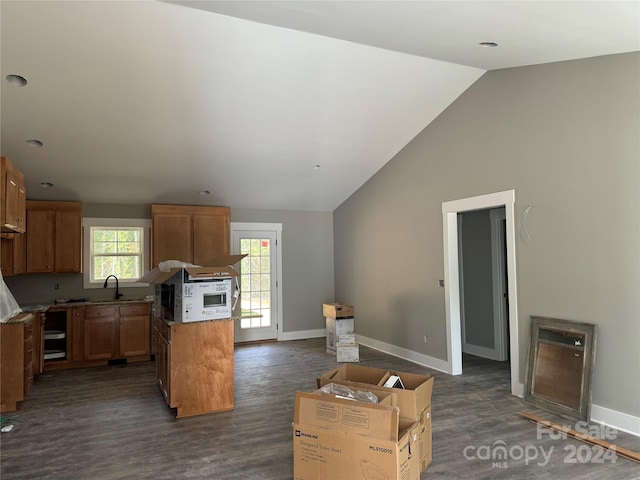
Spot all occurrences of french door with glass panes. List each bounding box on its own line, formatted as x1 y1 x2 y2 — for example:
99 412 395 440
232 228 279 342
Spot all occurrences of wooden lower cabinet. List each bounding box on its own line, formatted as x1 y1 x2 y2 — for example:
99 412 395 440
84 306 118 361
154 317 234 418
45 302 151 371
119 304 150 358
82 303 151 364
0 314 41 413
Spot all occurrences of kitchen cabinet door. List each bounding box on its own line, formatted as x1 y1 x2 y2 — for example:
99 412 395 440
83 307 117 361
193 210 230 265
152 211 192 267
55 208 82 273
119 304 150 358
1 157 26 234
26 209 55 273
155 319 171 404
1 233 25 276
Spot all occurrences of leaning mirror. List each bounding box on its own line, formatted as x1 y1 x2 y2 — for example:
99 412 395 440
524 316 596 421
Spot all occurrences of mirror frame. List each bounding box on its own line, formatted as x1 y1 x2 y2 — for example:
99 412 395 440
524 316 597 421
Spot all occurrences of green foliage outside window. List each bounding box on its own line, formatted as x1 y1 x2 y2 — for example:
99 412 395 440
91 227 143 281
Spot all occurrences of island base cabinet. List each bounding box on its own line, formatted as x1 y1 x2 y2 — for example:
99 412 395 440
156 318 234 418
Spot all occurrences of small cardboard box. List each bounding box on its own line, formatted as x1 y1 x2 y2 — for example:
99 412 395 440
325 317 354 354
323 303 354 319
317 365 434 422
293 389 421 480
336 344 359 363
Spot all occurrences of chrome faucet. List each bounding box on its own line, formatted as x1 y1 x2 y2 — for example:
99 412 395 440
103 275 123 300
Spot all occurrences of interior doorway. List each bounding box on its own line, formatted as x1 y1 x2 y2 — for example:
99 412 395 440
458 207 509 362
442 190 523 397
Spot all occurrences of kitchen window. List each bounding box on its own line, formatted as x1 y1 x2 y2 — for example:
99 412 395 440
83 218 150 288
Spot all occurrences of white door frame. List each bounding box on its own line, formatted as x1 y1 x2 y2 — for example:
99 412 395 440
231 222 283 341
442 190 523 397
490 207 509 362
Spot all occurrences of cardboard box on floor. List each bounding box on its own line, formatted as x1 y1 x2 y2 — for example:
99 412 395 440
317 364 434 472
336 344 359 363
317 364 433 421
293 388 421 480
325 317 354 354
323 303 354 319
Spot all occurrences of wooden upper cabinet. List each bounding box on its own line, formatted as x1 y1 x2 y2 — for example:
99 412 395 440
192 211 230 265
26 201 82 274
151 204 230 267
26 209 55 273
1 232 26 276
55 208 82 272
152 211 192 265
1 157 26 234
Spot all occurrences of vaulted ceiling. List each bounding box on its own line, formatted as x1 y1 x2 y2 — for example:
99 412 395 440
1 1 638 211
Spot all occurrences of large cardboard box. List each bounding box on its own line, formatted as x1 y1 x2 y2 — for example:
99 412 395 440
293 389 421 480
416 406 433 471
318 365 434 421
325 317 354 354
323 303 354 319
317 365 434 473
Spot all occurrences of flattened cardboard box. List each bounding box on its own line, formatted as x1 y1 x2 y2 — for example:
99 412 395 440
138 254 246 284
293 390 420 480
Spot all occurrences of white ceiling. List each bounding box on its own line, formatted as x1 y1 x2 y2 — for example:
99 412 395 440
1 1 638 211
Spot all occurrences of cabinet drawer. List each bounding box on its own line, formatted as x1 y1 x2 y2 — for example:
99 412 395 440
120 304 150 316
84 306 116 318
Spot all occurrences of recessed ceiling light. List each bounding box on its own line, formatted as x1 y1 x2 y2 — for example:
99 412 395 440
26 139 44 148
40 181 54 188
199 190 210 196
478 42 498 48
313 164 321 169
6 74 27 86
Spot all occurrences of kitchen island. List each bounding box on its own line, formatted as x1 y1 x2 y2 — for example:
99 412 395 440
154 316 235 418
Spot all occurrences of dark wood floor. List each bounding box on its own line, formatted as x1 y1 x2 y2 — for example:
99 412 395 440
1 338 639 479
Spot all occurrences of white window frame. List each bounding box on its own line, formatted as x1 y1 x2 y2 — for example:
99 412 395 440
83 217 151 289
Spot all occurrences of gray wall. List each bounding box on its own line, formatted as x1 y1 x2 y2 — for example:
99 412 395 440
333 52 640 417
231 208 334 334
460 209 494 350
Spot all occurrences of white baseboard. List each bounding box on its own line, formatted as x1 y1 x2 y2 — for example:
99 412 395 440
590 404 640 437
355 334 450 373
279 328 325 341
